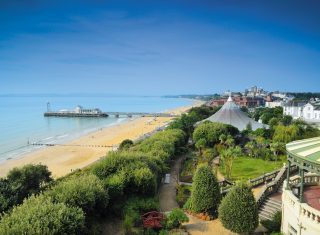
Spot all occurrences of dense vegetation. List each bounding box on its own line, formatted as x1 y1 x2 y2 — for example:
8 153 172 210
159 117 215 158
218 182 259 234
0 124 188 234
0 195 85 235
0 164 52 213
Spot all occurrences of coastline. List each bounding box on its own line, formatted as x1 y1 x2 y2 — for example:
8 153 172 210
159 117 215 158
0 100 204 178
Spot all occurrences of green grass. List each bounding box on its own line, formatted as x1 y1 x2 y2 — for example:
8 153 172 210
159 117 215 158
220 156 285 181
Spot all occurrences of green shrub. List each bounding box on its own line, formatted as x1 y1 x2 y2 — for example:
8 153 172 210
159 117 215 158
0 195 85 235
165 208 189 229
0 164 52 213
190 165 220 215
218 182 258 234
119 139 134 150
261 211 281 233
47 174 108 215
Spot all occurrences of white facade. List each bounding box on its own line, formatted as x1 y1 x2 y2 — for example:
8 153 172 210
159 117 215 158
281 183 320 235
302 103 320 121
283 102 320 122
265 101 285 108
283 106 304 119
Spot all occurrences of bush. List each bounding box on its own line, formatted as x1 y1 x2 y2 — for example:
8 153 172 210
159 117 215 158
190 165 220 215
218 182 258 234
261 211 281 233
0 164 52 213
47 174 108 215
165 208 189 229
0 195 85 235
119 139 134 150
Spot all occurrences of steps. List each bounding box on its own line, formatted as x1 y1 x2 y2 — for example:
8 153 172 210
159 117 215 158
259 197 282 221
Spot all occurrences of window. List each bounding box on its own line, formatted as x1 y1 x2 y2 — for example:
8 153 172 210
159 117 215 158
288 224 297 235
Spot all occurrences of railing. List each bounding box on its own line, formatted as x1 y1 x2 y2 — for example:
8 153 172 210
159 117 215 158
289 174 320 187
256 165 298 208
249 169 280 187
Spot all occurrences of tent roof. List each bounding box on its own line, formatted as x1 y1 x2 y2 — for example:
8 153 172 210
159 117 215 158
200 96 268 131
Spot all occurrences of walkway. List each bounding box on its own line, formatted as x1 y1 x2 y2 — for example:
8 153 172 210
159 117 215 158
184 216 237 235
158 156 183 212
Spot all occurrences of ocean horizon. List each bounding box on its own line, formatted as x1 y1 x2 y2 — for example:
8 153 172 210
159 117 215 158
0 95 193 163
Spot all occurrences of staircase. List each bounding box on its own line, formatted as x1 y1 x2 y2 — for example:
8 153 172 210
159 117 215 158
259 197 282 221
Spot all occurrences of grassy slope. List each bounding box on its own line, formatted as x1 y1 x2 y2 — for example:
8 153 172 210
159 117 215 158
220 156 285 181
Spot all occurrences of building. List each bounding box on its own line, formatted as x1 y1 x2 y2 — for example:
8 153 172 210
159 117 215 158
199 96 268 131
281 137 320 235
283 101 320 123
209 96 265 108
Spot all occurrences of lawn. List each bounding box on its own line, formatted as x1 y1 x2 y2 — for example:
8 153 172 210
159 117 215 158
220 156 285 181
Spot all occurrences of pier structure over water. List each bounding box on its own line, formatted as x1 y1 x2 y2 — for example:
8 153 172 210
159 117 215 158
44 103 180 118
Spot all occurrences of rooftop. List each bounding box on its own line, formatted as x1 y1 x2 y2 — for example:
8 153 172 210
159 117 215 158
286 137 320 164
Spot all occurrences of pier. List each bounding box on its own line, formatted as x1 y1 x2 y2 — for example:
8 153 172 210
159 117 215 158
105 112 180 118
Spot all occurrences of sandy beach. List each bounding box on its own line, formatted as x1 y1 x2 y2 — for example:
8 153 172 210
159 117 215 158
0 101 204 178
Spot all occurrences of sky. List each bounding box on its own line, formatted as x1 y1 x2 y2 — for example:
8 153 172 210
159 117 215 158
1 0 320 95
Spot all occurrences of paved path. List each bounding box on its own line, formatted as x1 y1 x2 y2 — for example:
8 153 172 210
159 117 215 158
184 215 237 235
158 156 184 212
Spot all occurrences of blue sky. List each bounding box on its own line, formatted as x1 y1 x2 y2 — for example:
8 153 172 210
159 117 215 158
1 0 320 95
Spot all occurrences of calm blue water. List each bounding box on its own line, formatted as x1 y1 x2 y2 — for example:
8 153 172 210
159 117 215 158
0 95 192 162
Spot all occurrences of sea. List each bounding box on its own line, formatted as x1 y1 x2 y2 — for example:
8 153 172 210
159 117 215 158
0 95 193 163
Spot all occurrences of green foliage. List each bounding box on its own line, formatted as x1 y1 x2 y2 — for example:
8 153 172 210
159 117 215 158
220 146 242 179
119 139 134 150
0 164 52 213
252 107 283 124
193 122 239 147
176 185 191 207
273 124 299 143
190 165 220 215
0 195 85 235
46 174 108 215
219 182 258 234
122 197 159 233
261 211 281 233
92 151 159 198
165 208 189 230
168 106 220 137
195 138 207 155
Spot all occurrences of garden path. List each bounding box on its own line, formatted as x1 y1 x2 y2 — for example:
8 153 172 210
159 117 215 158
158 156 184 212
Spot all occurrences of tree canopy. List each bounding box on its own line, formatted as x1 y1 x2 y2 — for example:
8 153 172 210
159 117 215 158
219 182 258 234
190 165 220 215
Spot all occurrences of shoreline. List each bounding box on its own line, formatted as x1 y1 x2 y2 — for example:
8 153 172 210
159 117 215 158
0 100 204 178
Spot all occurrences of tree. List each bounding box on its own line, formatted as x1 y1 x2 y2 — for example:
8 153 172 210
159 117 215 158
0 164 52 213
47 174 108 215
195 138 207 156
245 140 257 158
268 117 280 129
220 146 242 179
119 139 134 150
190 165 220 215
193 122 239 147
0 195 85 235
219 182 258 234
281 115 293 126
273 124 299 143
270 142 285 161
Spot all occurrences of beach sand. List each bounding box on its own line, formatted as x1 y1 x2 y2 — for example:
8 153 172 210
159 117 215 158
0 101 204 178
